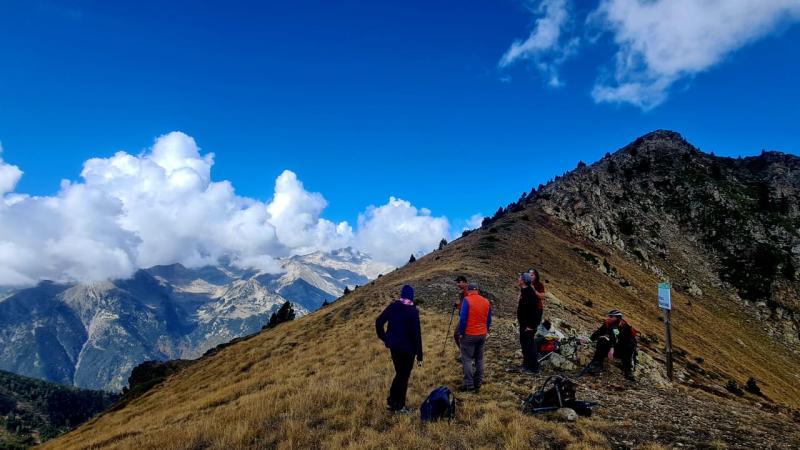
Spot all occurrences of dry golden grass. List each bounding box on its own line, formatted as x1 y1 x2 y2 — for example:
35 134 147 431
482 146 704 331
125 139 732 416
46 298 609 449
43 207 800 449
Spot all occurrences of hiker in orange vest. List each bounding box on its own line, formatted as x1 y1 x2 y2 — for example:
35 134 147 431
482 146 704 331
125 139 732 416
456 284 492 393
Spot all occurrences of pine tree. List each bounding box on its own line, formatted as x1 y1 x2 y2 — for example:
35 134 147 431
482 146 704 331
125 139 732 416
438 238 448 250
745 377 762 396
343 286 351 295
408 254 416 264
265 301 296 329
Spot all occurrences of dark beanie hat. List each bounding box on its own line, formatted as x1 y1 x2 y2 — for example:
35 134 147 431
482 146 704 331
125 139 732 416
401 285 414 301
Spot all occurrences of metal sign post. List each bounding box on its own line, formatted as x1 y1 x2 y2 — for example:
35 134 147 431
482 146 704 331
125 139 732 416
658 282 673 381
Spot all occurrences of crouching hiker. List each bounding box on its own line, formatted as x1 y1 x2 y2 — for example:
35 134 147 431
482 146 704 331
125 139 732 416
587 309 637 381
376 285 423 413
456 284 492 393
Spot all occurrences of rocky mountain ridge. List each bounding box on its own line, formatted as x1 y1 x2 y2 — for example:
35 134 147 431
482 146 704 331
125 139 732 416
524 130 799 347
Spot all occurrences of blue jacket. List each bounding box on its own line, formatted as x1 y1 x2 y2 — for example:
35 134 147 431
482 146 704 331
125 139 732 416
376 300 423 361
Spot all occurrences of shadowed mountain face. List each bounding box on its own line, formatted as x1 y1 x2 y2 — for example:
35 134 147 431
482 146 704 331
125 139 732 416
44 131 800 450
0 249 389 391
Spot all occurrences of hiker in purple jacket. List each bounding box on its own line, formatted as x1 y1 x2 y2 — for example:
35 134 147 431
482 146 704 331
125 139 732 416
376 284 423 413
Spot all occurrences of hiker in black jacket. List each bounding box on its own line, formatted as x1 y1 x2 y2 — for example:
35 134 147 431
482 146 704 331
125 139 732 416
375 284 423 413
517 272 544 373
588 309 637 381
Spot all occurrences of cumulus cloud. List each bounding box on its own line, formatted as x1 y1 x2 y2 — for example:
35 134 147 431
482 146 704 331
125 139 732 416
499 0 578 87
463 214 484 232
267 170 353 253
501 0 800 109
0 143 23 196
355 197 450 266
590 0 800 109
0 132 451 285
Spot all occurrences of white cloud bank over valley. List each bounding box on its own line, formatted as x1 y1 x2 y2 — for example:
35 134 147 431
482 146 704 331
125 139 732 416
0 132 458 286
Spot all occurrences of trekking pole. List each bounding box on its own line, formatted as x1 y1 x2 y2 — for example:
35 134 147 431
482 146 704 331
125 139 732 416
441 305 456 355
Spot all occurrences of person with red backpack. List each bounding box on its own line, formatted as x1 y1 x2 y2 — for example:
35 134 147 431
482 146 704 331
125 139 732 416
587 309 637 381
517 272 544 373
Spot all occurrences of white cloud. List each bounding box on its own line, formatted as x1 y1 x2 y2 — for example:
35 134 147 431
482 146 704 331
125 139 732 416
0 143 23 196
501 0 800 109
0 132 452 285
267 170 353 253
463 214 484 232
591 0 800 109
499 0 578 87
355 197 450 266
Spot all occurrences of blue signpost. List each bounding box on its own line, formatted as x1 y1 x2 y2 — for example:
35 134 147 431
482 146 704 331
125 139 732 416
658 282 673 381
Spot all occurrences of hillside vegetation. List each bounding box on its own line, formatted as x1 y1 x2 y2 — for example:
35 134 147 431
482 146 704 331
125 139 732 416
45 132 800 449
0 370 116 449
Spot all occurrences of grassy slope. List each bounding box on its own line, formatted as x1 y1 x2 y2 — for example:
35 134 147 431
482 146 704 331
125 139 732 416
44 208 800 449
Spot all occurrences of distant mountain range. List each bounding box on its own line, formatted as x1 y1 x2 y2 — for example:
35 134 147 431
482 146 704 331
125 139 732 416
0 248 392 391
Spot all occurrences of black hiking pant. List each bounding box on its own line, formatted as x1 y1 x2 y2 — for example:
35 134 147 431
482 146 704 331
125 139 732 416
388 350 414 410
519 325 539 371
592 338 634 372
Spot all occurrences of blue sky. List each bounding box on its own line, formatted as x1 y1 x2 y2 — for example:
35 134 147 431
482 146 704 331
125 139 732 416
0 1 799 279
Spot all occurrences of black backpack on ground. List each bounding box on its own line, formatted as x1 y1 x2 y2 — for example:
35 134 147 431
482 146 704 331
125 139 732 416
522 375 597 417
420 386 456 422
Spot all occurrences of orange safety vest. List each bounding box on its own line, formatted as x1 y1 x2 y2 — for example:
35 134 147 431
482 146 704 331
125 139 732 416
462 290 491 336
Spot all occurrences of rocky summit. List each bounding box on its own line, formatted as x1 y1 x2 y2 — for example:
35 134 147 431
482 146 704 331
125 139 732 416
0 248 390 391
44 131 800 449
531 130 799 346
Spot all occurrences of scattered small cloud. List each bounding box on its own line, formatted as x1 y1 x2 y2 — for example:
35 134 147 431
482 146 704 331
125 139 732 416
590 0 800 109
499 0 578 88
501 0 800 109
462 213 484 233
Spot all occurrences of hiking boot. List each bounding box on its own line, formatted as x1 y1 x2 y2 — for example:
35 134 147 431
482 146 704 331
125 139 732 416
520 365 540 375
587 361 603 375
458 385 476 393
624 371 636 382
